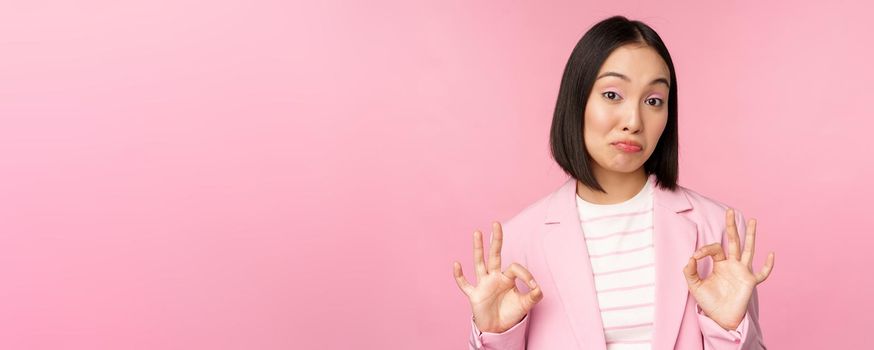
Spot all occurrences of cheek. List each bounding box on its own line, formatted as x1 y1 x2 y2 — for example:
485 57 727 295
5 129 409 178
583 103 613 137
647 115 669 147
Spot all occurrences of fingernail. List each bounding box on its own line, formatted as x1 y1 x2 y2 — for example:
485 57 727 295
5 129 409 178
529 280 537 288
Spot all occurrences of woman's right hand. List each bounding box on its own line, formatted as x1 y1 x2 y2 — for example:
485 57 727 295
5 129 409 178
453 221 543 333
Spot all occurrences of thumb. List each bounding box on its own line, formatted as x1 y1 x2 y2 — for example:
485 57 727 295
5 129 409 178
683 257 701 287
520 283 543 310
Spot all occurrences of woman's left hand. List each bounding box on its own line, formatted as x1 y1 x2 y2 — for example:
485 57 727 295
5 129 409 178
683 208 775 331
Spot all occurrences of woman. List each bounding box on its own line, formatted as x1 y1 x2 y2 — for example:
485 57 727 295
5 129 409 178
452 16 775 350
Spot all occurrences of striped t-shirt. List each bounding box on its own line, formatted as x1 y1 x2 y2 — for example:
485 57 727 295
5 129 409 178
575 176 655 350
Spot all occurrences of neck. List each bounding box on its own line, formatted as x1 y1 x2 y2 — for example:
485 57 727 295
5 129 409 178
576 167 648 205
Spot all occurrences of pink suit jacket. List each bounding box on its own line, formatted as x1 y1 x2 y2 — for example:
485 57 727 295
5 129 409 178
468 174 766 350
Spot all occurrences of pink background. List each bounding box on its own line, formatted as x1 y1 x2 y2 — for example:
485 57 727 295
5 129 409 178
1 1 871 349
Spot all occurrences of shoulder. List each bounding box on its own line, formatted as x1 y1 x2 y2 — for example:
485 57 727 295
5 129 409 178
501 184 558 231
677 184 735 218
495 180 568 244
494 181 565 262
499 179 746 237
674 183 750 242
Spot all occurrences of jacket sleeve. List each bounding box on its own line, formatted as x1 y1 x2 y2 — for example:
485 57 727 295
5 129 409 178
697 286 765 349
469 313 530 350
697 209 767 349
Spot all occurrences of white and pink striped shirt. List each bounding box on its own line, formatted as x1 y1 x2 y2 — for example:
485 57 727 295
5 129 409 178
576 176 655 350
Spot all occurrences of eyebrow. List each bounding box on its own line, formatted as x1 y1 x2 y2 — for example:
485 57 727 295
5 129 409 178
597 71 670 88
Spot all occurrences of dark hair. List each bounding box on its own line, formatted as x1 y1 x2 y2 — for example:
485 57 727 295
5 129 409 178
549 15 679 192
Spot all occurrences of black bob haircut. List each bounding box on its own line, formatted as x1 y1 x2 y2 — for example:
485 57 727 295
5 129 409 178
549 15 679 192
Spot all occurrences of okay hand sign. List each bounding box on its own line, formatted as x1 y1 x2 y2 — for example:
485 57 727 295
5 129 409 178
683 209 775 331
453 222 543 334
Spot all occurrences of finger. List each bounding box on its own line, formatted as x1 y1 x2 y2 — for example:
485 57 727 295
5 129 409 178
755 252 775 284
740 218 757 268
487 222 503 273
683 257 701 287
453 261 475 296
473 230 487 279
502 262 539 290
520 282 544 309
693 243 726 262
725 208 741 260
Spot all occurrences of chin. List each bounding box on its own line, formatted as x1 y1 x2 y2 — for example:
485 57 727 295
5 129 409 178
612 167 642 174
603 163 643 173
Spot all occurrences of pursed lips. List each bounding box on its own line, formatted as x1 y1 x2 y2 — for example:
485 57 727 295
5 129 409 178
611 140 642 148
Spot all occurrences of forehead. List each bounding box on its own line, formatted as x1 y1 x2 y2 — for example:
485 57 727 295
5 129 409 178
598 43 669 80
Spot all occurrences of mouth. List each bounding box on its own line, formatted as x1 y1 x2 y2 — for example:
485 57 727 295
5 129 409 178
611 141 642 153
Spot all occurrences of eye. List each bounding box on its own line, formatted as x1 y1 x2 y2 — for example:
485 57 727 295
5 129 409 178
602 91 621 101
646 97 664 107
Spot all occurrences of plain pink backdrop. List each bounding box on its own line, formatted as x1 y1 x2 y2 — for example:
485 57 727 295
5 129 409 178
1 1 871 349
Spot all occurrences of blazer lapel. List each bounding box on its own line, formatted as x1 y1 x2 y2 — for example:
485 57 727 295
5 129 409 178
650 175 697 350
542 177 607 350
540 175 697 350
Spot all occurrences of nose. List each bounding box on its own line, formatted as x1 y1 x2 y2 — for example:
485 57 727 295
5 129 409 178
621 104 643 134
